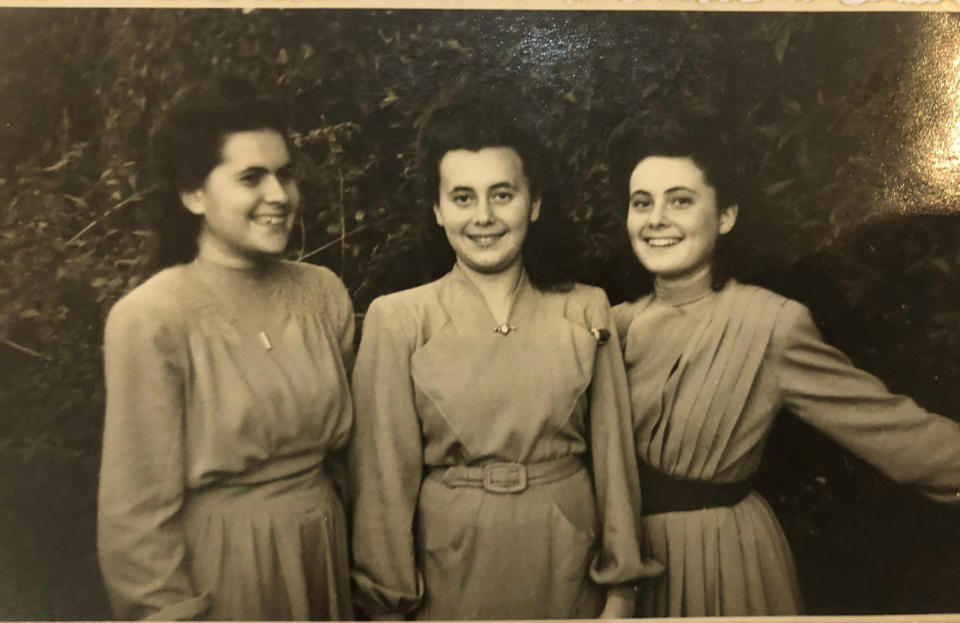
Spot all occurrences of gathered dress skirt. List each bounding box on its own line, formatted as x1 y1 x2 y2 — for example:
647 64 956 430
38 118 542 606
181 464 353 620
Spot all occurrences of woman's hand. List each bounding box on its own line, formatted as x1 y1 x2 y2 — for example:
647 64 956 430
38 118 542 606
598 584 636 619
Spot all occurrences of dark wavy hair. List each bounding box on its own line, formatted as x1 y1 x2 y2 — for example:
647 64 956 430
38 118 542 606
414 82 580 292
606 113 751 290
148 76 289 266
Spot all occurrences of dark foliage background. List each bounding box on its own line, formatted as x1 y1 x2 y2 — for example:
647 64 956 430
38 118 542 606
1 8 960 618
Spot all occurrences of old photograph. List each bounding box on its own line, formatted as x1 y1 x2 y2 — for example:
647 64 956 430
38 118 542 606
1 5 960 620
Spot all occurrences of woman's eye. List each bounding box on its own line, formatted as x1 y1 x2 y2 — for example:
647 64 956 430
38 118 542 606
492 191 514 204
239 173 262 186
452 194 474 206
630 198 652 211
671 196 694 207
276 168 295 183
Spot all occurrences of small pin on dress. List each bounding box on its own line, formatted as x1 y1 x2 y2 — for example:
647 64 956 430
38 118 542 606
494 324 516 336
259 331 273 351
590 327 610 345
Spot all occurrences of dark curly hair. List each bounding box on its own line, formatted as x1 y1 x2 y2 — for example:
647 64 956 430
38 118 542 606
606 113 751 290
148 76 289 266
414 81 580 292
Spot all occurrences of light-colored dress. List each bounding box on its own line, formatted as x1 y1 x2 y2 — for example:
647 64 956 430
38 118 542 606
350 264 661 620
98 258 355 620
613 272 960 617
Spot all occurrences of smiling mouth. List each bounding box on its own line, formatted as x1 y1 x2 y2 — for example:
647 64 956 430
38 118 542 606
644 237 683 248
252 214 289 226
467 233 506 247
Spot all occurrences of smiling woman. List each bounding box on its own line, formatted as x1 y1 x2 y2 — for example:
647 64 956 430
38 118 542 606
433 146 541 281
348 82 663 620
179 130 300 267
606 115 960 618
97 77 355 620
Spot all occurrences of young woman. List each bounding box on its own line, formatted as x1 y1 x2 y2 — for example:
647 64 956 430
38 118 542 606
607 117 960 617
97 78 355 620
349 86 662 620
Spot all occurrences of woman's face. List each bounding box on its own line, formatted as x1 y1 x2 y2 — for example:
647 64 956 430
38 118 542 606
626 156 737 283
434 146 541 277
181 129 299 268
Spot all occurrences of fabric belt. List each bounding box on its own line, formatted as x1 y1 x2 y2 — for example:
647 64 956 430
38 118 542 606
639 462 753 516
432 455 584 494
201 452 325 488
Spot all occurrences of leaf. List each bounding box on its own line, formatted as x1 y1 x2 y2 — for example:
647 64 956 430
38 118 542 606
380 90 400 108
764 179 795 197
63 194 87 209
41 156 71 173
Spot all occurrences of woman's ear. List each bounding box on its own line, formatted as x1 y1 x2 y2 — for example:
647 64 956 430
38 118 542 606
718 203 738 235
529 197 542 223
180 189 206 216
433 202 444 226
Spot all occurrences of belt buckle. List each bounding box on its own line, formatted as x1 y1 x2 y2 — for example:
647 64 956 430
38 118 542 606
482 462 527 493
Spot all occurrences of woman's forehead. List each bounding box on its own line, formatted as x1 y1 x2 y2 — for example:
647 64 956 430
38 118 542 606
629 156 710 192
438 146 528 188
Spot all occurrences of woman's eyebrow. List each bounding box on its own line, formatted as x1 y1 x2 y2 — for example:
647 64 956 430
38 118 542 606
235 165 269 177
665 186 697 194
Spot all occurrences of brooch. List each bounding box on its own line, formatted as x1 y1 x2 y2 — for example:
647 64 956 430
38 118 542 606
590 327 610 345
494 324 517 336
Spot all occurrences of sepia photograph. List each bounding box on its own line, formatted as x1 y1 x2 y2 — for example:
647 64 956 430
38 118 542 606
1 3 960 620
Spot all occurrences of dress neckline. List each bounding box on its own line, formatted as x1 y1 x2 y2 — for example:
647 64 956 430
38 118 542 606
654 270 715 307
448 262 530 334
190 255 282 284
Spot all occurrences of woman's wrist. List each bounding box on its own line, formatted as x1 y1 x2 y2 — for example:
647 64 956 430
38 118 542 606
599 584 636 618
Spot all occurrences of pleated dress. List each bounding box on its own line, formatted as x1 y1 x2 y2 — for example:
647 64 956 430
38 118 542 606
613 272 960 617
98 257 355 620
349 264 661 620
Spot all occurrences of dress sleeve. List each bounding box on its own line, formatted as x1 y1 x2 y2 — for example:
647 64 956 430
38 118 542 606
776 300 960 504
349 297 425 616
314 266 357 505
584 291 665 585
320 266 357 375
98 293 211 620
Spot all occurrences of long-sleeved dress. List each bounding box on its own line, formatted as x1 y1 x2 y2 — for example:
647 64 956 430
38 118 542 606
613 272 960 617
98 257 355 620
349 264 661 620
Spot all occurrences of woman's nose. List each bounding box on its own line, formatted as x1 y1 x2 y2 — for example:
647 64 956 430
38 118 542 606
263 175 291 204
647 200 667 226
473 198 495 225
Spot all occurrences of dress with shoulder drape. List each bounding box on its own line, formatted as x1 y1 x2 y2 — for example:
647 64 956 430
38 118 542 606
613 272 960 617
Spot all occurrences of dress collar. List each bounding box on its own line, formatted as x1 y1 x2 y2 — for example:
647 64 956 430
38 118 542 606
654 270 715 307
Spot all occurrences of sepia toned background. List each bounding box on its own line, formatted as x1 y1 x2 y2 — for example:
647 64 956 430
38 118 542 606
2 8 960 618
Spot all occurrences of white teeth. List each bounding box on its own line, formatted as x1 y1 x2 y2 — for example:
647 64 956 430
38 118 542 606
253 215 286 226
469 234 504 246
646 237 682 248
